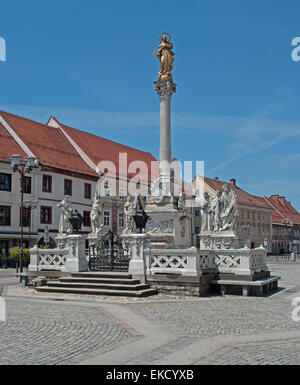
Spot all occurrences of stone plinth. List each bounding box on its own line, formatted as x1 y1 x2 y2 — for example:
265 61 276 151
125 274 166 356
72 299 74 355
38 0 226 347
65 234 88 273
199 230 239 250
56 233 68 249
145 206 191 249
121 233 150 283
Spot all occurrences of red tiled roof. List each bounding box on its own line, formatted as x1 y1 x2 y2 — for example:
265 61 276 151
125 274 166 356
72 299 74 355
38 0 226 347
0 110 101 177
0 122 26 162
263 195 300 225
51 117 158 183
203 177 271 210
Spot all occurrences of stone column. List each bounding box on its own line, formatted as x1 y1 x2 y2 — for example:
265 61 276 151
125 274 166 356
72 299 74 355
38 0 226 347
122 233 149 283
65 234 88 273
154 80 176 190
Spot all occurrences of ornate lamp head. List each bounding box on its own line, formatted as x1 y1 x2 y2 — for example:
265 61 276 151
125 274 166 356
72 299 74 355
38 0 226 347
25 156 36 170
10 154 21 170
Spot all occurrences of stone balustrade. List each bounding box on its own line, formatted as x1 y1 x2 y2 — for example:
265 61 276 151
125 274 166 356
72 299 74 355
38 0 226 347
29 246 69 272
29 234 88 273
145 247 214 276
214 247 268 276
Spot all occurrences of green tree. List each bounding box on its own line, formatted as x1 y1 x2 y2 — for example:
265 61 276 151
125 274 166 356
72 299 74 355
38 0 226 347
9 247 30 263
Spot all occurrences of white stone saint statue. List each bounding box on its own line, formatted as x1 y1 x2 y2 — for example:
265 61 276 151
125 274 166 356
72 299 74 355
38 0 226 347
123 193 139 234
90 194 103 235
220 184 238 231
57 196 73 234
211 190 222 231
200 192 213 231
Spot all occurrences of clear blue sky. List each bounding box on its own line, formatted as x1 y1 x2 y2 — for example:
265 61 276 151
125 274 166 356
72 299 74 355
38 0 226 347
0 0 300 210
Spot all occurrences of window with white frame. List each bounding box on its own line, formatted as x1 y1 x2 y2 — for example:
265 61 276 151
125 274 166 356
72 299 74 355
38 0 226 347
119 188 126 201
103 211 110 226
104 184 111 198
118 212 124 228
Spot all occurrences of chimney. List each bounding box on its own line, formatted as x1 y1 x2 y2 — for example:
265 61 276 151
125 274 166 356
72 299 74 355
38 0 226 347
271 195 280 203
279 196 286 206
215 177 219 181
230 178 236 186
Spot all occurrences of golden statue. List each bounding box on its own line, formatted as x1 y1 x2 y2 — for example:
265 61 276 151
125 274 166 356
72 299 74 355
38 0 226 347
154 32 175 82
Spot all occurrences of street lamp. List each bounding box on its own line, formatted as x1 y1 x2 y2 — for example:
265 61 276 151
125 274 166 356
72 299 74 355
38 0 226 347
281 218 292 254
10 154 38 275
23 200 37 248
241 224 250 248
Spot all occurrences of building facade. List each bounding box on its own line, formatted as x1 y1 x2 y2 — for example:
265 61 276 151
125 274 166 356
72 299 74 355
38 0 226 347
260 195 300 255
0 110 156 258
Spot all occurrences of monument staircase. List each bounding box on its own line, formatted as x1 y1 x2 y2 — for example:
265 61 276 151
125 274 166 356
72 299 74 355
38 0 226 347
35 271 157 297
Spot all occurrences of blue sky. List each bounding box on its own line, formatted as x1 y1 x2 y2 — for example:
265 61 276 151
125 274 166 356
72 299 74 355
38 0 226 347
0 0 300 210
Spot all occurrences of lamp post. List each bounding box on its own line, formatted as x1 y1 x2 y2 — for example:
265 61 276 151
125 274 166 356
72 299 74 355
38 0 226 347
241 224 250 248
23 200 37 248
281 218 292 254
10 154 38 275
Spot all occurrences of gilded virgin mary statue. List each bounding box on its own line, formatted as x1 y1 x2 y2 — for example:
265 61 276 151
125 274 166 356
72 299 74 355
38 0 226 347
156 33 175 81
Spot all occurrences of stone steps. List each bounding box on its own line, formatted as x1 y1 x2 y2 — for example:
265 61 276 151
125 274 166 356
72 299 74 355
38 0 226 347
36 286 157 297
35 271 157 297
58 277 141 285
47 281 149 291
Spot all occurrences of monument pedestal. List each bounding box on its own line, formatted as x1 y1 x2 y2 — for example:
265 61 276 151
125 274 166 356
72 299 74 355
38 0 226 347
121 233 149 283
199 230 239 250
145 203 191 249
65 234 88 273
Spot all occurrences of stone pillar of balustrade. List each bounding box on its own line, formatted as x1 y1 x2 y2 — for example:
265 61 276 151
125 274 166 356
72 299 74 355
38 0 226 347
65 234 88 273
121 233 149 283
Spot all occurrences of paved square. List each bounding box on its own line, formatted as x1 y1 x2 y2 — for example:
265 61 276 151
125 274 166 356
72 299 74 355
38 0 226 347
0 262 300 365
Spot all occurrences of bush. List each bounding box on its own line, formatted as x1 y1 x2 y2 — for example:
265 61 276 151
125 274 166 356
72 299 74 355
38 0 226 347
9 247 30 263
39 245 50 249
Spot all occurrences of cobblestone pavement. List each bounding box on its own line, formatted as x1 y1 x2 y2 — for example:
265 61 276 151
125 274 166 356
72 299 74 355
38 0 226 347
0 298 138 365
127 263 300 339
0 262 299 365
197 338 300 365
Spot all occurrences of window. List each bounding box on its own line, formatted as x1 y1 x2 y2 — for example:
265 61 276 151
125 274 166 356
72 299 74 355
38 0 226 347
103 211 110 226
84 183 92 199
42 175 52 193
23 176 31 194
195 226 200 234
0 173 12 191
0 206 11 226
83 211 91 227
195 209 200 217
20 207 31 227
119 188 126 201
241 209 244 218
118 212 124 228
252 211 256 220
40 206 52 224
104 184 111 198
195 189 200 196
64 179 72 196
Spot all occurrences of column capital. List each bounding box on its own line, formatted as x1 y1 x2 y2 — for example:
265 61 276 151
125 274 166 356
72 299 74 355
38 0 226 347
154 80 176 100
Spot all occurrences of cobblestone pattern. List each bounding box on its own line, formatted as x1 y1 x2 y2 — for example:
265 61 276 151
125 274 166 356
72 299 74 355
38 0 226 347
125 336 195 365
129 263 300 339
0 298 136 365
198 339 300 365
